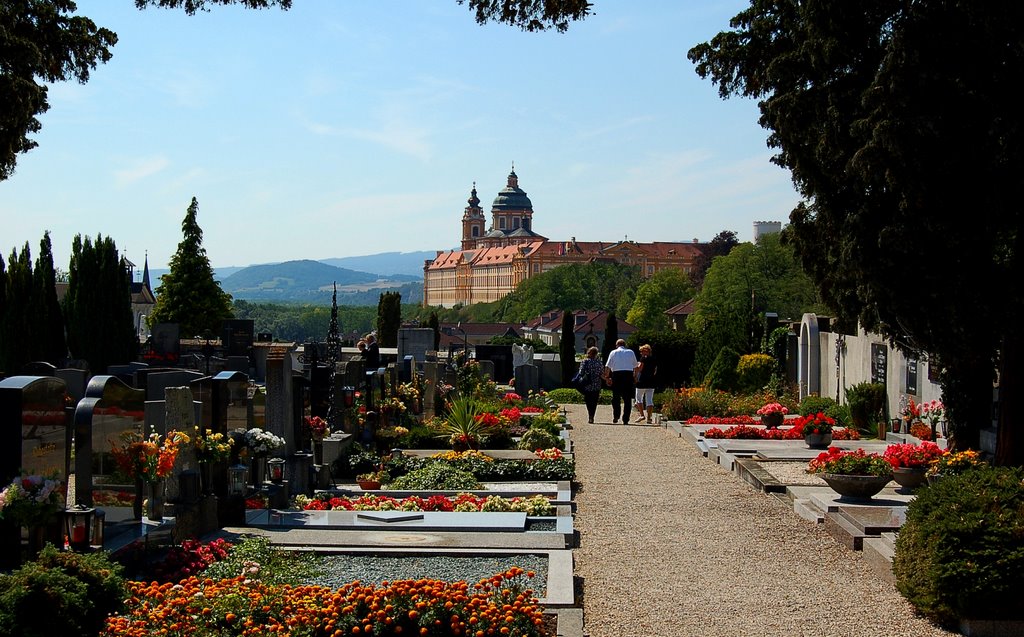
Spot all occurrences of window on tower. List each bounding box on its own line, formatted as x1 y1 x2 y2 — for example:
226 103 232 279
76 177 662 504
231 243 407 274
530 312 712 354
472 226 480 237
499 218 506 230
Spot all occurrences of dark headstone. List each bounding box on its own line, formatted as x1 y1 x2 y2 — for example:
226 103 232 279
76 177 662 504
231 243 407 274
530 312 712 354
475 344 514 385
221 319 255 357
149 323 181 365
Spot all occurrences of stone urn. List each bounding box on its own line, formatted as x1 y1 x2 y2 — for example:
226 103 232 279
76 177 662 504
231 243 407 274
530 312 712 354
761 412 784 429
820 472 892 501
892 466 929 492
804 432 833 449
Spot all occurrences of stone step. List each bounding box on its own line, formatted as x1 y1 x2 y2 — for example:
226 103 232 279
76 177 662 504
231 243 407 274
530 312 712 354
862 532 897 585
793 498 825 524
824 509 870 550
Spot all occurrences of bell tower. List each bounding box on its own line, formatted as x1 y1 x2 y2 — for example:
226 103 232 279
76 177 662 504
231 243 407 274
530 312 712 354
461 182 485 249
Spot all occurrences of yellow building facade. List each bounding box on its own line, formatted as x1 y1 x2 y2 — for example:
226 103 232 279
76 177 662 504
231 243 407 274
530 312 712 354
423 169 707 308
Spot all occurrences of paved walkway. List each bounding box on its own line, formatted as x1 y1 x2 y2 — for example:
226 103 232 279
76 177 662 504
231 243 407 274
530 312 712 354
564 402 956 637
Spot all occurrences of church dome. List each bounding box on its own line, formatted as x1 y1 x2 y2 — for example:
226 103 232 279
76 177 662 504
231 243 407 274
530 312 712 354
492 170 533 211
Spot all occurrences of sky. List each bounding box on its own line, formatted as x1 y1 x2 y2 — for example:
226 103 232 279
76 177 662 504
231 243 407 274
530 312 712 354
0 1 801 275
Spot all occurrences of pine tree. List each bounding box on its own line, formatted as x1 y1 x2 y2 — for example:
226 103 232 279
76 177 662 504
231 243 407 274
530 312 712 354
0 253 6 372
150 197 233 337
559 309 576 387
32 232 67 364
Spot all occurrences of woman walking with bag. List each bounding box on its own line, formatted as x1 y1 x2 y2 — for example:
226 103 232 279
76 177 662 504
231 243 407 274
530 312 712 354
575 347 605 424
633 344 657 424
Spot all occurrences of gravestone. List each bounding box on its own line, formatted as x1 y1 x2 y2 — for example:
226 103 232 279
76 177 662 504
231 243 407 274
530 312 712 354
21 361 56 376
401 355 415 383
0 376 71 569
163 386 198 502
512 344 535 368
514 364 540 398
397 327 434 367
57 367 89 403
475 344 513 385
147 370 203 402
477 360 495 384
149 323 181 365
423 361 441 419
73 375 145 510
221 319 254 357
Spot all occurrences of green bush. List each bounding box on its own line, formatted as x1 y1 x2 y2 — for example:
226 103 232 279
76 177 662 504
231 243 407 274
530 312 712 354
0 544 126 637
845 382 888 434
201 536 321 586
517 427 563 451
661 387 735 420
545 388 582 403
703 347 740 392
477 457 576 481
736 353 776 392
893 466 1024 625
799 394 836 416
388 463 481 490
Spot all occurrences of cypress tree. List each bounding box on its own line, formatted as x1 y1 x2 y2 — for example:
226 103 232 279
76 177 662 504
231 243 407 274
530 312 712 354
428 311 440 351
560 309 576 387
64 234 137 374
150 197 233 337
32 231 67 364
1 244 32 372
376 291 401 348
0 253 6 372
601 311 618 363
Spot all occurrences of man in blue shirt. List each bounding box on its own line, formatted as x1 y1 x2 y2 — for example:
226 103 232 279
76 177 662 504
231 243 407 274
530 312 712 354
604 339 638 424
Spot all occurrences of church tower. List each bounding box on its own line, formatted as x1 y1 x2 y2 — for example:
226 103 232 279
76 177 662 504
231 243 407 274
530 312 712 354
489 166 534 240
461 183 485 250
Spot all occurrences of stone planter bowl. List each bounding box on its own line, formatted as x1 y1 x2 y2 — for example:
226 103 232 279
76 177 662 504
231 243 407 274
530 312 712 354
820 472 892 501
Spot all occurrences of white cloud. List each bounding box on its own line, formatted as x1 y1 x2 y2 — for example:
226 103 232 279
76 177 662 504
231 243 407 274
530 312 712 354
114 156 170 187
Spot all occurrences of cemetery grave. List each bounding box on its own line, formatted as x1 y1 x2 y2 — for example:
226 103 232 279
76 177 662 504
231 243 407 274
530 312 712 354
0 341 582 636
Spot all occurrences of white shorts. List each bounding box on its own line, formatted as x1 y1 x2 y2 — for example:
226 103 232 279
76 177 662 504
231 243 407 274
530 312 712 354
635 388 654 407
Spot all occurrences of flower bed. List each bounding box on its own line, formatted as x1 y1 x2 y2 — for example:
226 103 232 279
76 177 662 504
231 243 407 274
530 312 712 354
296 492 554 515
882 441 947 468
702 424 860 440
103 568 549 637
686 415 759 425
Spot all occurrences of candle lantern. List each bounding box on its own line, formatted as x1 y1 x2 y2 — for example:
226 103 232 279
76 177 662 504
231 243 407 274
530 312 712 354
228 464 249 495
342 385 355 407
63 505 95 552
268 457 286 483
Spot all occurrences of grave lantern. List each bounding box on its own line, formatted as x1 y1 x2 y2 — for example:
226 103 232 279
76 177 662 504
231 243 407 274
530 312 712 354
268 457 286 483
63 505 95 552
342 385 355 407
228 464 249 495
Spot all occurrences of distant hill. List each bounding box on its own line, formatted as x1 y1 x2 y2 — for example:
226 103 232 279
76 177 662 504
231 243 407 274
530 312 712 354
320 250 439 278
219 259 422 304
147 251 430 305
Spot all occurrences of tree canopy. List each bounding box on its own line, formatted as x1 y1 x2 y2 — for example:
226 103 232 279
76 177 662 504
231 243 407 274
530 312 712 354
504 262 641 322
689 1 1024 461
150 197 233 337
626 267 695 331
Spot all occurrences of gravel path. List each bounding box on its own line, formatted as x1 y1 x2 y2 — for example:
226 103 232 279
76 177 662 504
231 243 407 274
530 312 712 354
565 403 956 637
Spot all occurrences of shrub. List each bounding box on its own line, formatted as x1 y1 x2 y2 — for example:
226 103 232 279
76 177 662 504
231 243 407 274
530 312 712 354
545 387 582 403
662 387 735 420
799 394 836 416
517 427 563 452
845 381 887 434
200 535 322 585
736 353 776 392
893 466 1024 625
0 544 126 637
703 347 740 391
388 463 481 490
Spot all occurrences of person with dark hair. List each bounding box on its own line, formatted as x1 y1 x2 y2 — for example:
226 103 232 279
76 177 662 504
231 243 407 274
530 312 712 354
364 332 380 370
575 346 605 423
604 339 638 424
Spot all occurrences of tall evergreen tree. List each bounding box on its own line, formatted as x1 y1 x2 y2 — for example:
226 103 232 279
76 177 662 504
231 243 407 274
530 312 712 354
601 312 618 363
0 254 6 372
428 311 440 351
376 291 401 348
32 231 67 364
150 197 233 337
64 234 136 374
559 309 576 387
1 243 32 372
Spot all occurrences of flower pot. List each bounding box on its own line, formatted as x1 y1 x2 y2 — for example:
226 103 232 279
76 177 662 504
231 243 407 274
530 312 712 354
313 440 324 466
199 462 213 495
147 481 165 522
820 472 892 501
804 432 833 449
357 480 381 490
251 456 267 488
892 466 929 492
761 412 784 429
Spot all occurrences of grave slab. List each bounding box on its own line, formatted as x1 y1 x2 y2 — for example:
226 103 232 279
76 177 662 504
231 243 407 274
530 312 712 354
837 505 906 535
246 509 530 532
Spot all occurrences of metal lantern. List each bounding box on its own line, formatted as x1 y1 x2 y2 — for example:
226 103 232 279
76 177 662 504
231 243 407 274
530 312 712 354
268 457 286 483
63 505 95 552
228 464 249 495
342 385 355 407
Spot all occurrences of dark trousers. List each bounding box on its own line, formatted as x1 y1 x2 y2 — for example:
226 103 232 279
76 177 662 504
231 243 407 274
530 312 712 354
582 389 600 422
610 370 635 422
